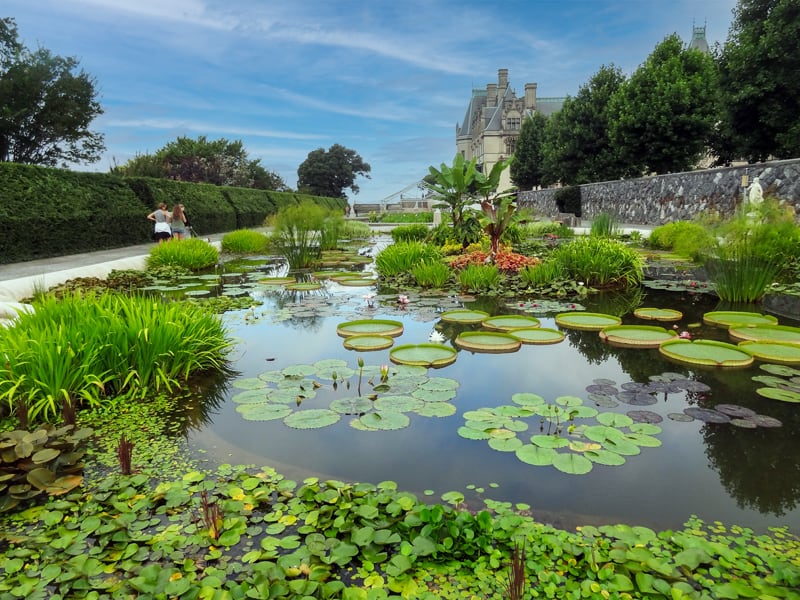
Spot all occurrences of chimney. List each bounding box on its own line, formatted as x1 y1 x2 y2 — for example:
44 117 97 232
524 83 537 110
498 68 509 89
486 83 497 107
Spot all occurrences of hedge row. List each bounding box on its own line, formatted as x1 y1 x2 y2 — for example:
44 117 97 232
0 163 346 264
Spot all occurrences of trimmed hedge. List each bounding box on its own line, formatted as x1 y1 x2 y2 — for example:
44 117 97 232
0 163 346 264
554 185 582 217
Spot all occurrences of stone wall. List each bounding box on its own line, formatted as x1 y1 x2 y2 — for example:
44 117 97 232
518 158 800 225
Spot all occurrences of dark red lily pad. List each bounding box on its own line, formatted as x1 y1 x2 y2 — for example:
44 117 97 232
683 407 731 423
586 383 619 396
673 380 712 393
618 391 658 406
668 412 695 422
744 414 783 428
621 382 648 392
714 404 756 418
627 410 663 424
730 418 758 429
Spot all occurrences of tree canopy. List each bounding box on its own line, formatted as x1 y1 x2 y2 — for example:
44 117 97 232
510 112 547 190
716 0 800 162
296 144 371 199
112 135 288 190
609 34 720 175
0 17 104 166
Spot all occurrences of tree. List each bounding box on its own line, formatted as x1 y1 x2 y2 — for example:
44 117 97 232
424 153 480 247
609 34 720 175
716 0 800 162
0 17 104 166
112 135 288 190
296 144 371 199
541 65 628 185
510 112 547 189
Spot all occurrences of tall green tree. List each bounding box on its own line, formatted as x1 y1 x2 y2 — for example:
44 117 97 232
296 144 371 199
609 34 720 175
510 112 547 190
716 0 800 162
424 153 479 247
0 17 104 166
112 135 288 190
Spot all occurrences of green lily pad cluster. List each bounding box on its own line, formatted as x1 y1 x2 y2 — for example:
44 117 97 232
458 392 662 475
753 363 800 403
232 359 460 431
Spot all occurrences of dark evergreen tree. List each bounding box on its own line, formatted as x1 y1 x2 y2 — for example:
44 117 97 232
296 144 371 199
510 112 547 190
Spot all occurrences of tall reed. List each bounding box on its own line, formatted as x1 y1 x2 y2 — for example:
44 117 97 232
411 261 451 288
458 263 502 292
550 237 643 289
705 237 784 303
375 242 442 277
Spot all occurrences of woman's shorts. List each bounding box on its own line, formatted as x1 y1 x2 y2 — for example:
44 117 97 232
154 231 172 241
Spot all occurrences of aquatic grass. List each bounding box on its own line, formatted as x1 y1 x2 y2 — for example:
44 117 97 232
391 223 430 243
318 211 346 251
411 260 452 288
706 237 785 303
458 263 502 292
146 238 220 271
518 260 567 287
270 201 330 268
589 212 620 238
341 219 372 240
220 229 270 253
375 241 442 277
550 236 643 289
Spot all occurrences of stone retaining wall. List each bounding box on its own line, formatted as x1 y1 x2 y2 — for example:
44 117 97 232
518 158 800 225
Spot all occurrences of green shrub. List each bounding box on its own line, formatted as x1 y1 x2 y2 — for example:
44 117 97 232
271 201 327 269
377 211 432 223
554 185 582 216
221 229 270 253
522 221 575 238
391 224 430 243
375 242 442 277
146 238 220 271
518 260 567 287
411 261 451 288
318 211 346 251
551 236 643 289
427 223 454 246
341 220 372 240
458 263 502 292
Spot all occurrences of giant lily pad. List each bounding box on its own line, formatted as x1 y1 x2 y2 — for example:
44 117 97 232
510 327 565 345
343 335 395 351
755 387 800 403
337 319 404 338
728 324 800 344
599 325 677 348
633 307 683 322
285 281 323 291
454 331 521 353
440 309 490 324
659 339 754 368
481 315 541 331
738 341 800 365
390 344 457 368
702 310 778 329
555 312 622 331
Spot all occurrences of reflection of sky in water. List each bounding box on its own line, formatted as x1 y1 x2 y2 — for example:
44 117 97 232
187 290 800 534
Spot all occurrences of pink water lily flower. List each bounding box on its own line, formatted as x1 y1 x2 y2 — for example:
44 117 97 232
397 294 409 304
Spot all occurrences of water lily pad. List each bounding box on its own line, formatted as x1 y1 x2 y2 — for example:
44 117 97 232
284 409 341 429
617 391 658 406
596 412 634 427
489 437 524 452
285 281 323 291
633 307 683 322
585 449 626 466
668 412 695 422
672 379 712 393
555 312 622 331
281 364 317 378
440 309 490 324
329 397 375 414
759 363 800 377
415 402 457 418
511 393 546 407
233 378 267 390
738 341 800 365
730 418 758 429
552 453 593 475
337 319 404 338
457 426 491 440
357 411 410 430
702 310 779 329
530 434 570 449
335 277 376 287
659 339 754 368
390 344 457 368
755 387 800 403
411 388 457 403
232 389 270 404
515 445 557 466
454 331 521 353
510 327 565 345
625 432 662 447
714 404 756 418
728 324 800 344
683 407 731 423
419 377 459 392
745 414 782 427
259 276 296 285
373 395 424 412
626 410 663 424
599 325 677 349
238 403 293 421
343 335 395 351
482 315 541 331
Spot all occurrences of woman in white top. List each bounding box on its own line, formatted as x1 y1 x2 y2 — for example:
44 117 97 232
147 203 172 243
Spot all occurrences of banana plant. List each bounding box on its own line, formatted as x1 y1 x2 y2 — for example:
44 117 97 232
475 156 517 259
424 154 479 246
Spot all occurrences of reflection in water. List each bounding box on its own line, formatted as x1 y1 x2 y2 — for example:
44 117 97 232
181 263 800 533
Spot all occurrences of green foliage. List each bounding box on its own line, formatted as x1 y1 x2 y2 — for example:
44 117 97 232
705 238 785 303
551 236 644 289
541 65 628 185
317 210 345 251
375 242 442 277
0 424 92 512
271 202 326 269
518 260 567 287
146 238 219 271
716 0 800 162
510 113 548 189
296 143 371 199
341 219 372 240
424 154 480 246
522 221 575 238
0 293 232 425
391 223 430 243
649 220 715 260
411 261 451 288
553 185 582 217
0 18 104 166
220 229 270 254
458 263 502 293
374 211 433 223
427 223 455 246
589 212 620 238
609 33 720 175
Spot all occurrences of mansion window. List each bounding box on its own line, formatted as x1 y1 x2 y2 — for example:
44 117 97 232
505 137 516 154
505 117 521 130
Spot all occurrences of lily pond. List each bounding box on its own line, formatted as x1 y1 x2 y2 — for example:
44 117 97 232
153 238 800 535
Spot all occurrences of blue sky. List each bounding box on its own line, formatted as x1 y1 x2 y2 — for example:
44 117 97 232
6 0 736 203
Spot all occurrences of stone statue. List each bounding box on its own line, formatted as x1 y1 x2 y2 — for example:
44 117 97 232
748 176 764 206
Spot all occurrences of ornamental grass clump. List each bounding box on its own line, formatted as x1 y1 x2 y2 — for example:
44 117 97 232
220 229 270 254
458 263 502 293
518 260 567 287
375 241 442 277
271 201 338 268
0 292 232 425
648 220 714 260
705 236 785 303
589 212 620 238
391 223 430 243
551 236 643 289
411 261 451 288
146 238 219 271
